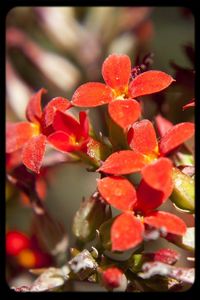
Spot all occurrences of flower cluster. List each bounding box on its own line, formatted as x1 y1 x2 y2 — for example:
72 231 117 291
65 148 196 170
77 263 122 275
6 53 195 291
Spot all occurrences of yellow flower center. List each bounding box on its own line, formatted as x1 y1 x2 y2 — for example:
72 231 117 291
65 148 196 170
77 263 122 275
144 145 160 164
31 123 41 136
112 85 130 100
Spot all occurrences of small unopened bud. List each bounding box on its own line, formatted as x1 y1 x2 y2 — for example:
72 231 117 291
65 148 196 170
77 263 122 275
101 267 127 291
150 248 180 265
72 192 112 243
171 168 194 213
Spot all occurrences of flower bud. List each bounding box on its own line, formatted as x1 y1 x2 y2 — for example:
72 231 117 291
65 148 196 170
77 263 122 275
72 192 112 243
171 167 194 213
101 267 127 291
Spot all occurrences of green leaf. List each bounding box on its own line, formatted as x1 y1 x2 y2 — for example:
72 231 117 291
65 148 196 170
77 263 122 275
99 217 116 251
107 115 128 151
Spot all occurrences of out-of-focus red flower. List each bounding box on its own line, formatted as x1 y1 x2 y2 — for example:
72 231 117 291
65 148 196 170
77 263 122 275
72 54 174 129
47 110 90 153
102 267 124 289
98 119 194 209
97 175 187 251
182 98 195 110
6 230 52 269
6 231 30 256
6 88 71 173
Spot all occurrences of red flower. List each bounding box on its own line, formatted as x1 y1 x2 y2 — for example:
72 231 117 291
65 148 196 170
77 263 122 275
98 119 194 202
97 175 187 252
72 54 174 129
6 230 51 269
47 110 90 153
6 88 72 173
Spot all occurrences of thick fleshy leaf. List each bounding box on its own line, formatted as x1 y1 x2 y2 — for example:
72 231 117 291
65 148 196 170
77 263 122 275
111 213 144 251
26 88 47 124
127 120 158 156
144 211 186 236
139 262 194 284
72 82 113 107
159 122 195 156
98 150 146 175
22 134 46 174
129 71 175 98
155 114 173 137
102 54 131 91
97 176 137 211
141 157 173 192
42 97 72 128
48 131 76 153
136 180 170 215
6 122 39 153
108 99 141 129
52 110 81 139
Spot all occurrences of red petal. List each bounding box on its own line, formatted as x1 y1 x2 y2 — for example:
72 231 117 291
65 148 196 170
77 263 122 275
26 88 47 123
155 114 173 137
136 180 170 215
22 134 46 174
108 99 141 129
48 131 76 153
72 82 113 107
144 211 186 236
41 97 72 128
111 213 144 251
141 158 173 192
129 71 175 98
97 176 137 211
182 98 195 111
98 150 146 175
159 122 195 156
102 54 131 91
128 120 158 155
6 122 37 153
6 231 30 256
52 110 81 138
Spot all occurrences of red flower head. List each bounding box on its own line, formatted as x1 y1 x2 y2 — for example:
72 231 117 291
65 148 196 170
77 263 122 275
98 119 194 211
47 110 90 153
71 54 174 129
97 175 187 252
6 88 72 173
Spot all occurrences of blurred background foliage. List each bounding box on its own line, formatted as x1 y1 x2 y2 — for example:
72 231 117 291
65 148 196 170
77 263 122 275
6 7 194 289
